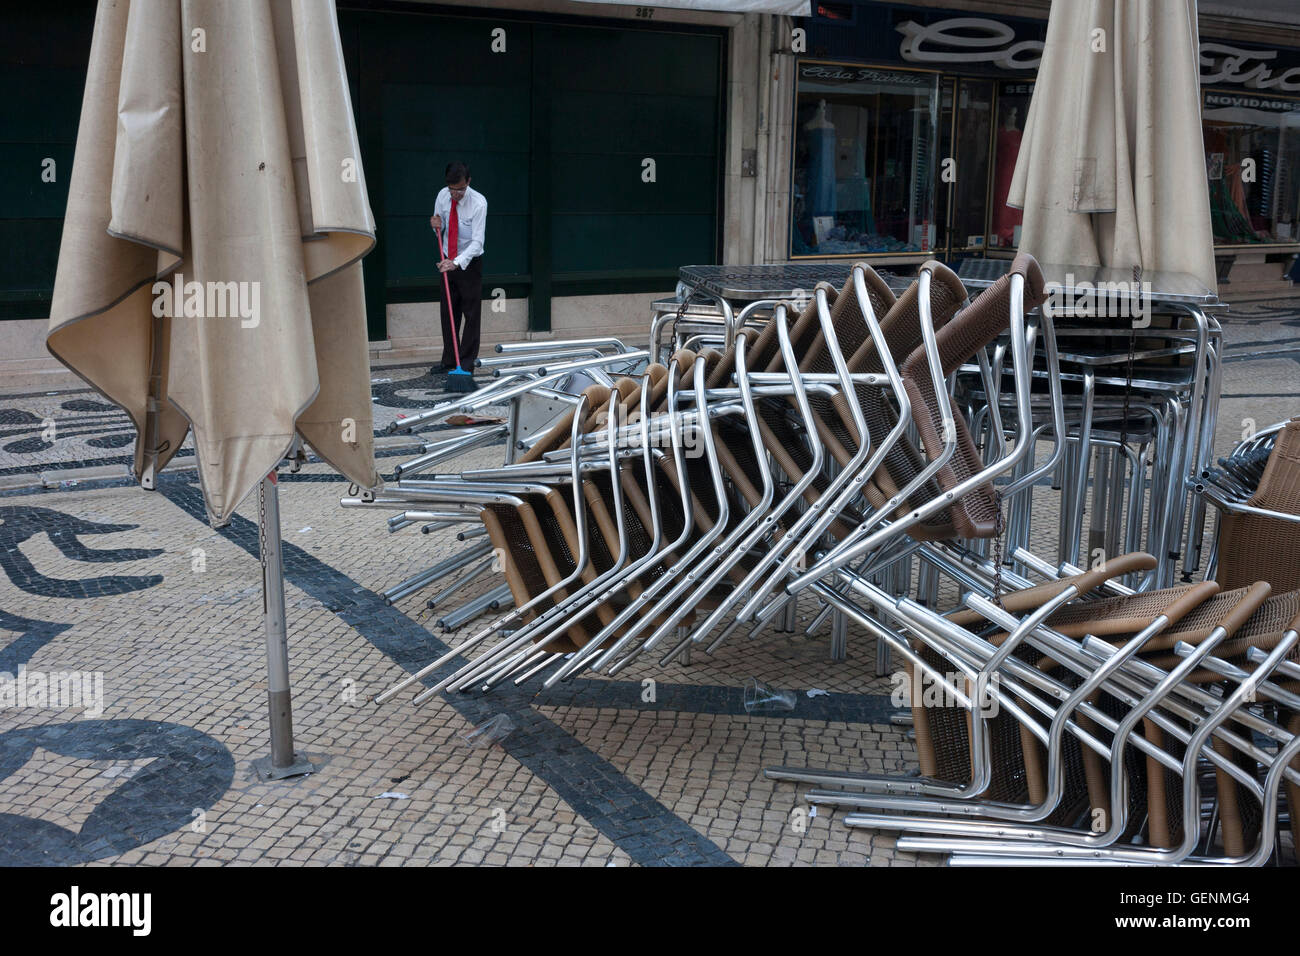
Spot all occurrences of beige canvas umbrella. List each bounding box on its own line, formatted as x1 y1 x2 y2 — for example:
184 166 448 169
48 0 381 776
1007 0 1217 293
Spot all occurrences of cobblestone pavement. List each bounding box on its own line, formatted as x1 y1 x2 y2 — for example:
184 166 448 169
0 363 466 479
0 299 1297 867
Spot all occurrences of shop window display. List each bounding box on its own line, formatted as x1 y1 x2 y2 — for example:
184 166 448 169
1203 92 1300 245
988 81 1031 250
946 78 994 254
791 63 939 257
934 79 954 256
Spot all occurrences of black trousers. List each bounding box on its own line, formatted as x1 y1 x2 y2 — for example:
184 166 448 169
438 256 482 369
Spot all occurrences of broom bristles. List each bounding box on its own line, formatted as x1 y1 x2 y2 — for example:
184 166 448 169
446 368 476 393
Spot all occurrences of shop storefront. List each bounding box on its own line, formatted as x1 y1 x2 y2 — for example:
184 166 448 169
789 5 1045 263
789 3 1300 277
1201 41 1300 262
1202 90 1300 249
790 63 940 257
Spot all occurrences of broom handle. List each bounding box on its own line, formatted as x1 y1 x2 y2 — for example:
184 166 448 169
434 222 464 371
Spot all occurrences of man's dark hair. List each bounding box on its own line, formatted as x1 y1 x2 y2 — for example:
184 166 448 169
445 161 470 185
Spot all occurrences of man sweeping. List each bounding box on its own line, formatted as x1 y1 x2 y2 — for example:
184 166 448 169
429 161 487 377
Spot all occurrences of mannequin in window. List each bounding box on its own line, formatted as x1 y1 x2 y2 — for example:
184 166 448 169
804 99 837 226
991 106 1024 247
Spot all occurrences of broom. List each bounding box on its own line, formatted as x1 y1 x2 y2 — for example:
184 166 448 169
434 221 476 393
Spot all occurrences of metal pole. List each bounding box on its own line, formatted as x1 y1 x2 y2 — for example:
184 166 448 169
141 315 166 491
829 608 847 662
253 471 315 780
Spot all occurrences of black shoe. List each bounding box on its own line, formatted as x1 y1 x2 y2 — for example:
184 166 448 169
432 363 453 374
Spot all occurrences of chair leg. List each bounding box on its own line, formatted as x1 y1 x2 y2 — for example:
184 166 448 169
875 626 891 677
829 608 847 662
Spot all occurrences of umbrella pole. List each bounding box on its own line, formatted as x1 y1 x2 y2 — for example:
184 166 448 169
253 470 317 780
141 314 165 491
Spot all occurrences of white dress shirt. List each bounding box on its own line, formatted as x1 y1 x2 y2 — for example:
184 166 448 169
434 184 487 270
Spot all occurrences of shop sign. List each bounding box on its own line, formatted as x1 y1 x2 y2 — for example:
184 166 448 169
1205 91 1300 114
798 62 930 86
896 17 1042 71
889 13 1300 93
1201 44 1300 94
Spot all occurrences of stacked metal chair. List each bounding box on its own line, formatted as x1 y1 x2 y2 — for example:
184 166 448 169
350 251 1297 865
814 567 1300 865
952 269 1225 593
342 337 649 628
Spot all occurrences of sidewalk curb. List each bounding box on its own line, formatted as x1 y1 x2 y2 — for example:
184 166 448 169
38 464 134 487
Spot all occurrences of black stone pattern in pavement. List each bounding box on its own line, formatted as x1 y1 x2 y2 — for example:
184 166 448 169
0 473 899 867
161 476 741 867
0 719 235 866
0 506 163 598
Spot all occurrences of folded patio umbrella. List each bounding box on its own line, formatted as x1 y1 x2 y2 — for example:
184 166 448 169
49 0 380 526
47 0 381 777
1007 0 1217 293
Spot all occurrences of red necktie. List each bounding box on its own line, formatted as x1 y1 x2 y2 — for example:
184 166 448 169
447 197 459 264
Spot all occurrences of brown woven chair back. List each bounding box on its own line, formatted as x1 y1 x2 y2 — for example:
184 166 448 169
826 260 968 519
1217 417 1300 591
898 253 1047 540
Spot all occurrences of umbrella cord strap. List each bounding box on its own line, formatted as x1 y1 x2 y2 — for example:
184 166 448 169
257 479 270 617
258 480 268 575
